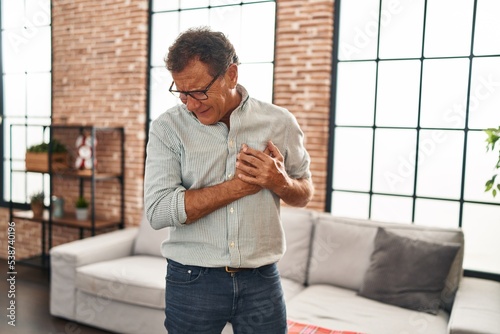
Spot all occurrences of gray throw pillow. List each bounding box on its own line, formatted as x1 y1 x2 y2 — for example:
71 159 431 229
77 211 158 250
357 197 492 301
358 228 461 315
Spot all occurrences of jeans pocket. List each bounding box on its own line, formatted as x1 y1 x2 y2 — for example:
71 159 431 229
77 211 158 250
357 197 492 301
256 263 280 279
166 261 203 284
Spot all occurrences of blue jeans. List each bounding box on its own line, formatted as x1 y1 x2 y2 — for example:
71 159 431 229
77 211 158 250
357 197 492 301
165 259 287 334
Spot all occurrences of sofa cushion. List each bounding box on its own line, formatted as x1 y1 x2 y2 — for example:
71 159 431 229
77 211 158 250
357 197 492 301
76 255 166 309
307 215 377 290
447 277 500 334
277 207 315 285
281 277 307 302
286 284 449 334
133 212 169 257
358 228 461 314
307 213 464 311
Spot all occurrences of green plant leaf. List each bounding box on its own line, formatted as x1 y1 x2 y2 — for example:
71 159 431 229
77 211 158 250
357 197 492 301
484 127 500 198
485 180 493 192
484 127 500 151
27 139 67 153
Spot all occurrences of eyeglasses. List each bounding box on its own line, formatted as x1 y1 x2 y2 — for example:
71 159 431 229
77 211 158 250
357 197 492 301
169 72 221 101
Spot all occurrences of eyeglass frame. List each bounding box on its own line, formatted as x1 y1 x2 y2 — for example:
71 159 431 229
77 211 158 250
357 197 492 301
168 70 223 101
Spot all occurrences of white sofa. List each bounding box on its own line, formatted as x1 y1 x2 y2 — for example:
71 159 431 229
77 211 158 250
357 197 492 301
50 207 500 334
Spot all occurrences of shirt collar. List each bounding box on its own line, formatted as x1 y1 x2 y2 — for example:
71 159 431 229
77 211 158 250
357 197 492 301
235 84 250 110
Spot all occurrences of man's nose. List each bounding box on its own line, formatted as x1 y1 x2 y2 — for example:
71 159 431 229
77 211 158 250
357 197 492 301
185 95 202 110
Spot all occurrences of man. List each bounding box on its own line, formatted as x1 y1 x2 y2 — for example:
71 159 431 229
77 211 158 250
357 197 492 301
144 27 313 334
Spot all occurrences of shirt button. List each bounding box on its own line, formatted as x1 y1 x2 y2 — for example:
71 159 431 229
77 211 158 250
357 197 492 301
229 140 234 148
230 207 234 214
228 173 233 179
230 241 235 247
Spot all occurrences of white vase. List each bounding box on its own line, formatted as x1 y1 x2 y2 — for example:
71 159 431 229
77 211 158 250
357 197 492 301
75 208 88 221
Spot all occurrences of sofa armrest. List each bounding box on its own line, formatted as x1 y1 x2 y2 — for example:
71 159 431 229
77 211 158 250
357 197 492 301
50 227 139 320
448 277 500 334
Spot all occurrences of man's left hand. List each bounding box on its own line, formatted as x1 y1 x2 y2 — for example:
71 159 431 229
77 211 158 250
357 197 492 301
236 141 291 194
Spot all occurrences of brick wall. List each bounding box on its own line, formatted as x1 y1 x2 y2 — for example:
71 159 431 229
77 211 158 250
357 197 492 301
0 0 334 258
275 0 334 210
51 0 149 227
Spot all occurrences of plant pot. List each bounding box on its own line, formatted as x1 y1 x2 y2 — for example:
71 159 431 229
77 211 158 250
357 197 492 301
31 202 44 218
26 152 68 173
75 208 88 221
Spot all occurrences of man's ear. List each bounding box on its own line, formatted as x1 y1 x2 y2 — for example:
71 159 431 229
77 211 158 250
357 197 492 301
226 63 238 88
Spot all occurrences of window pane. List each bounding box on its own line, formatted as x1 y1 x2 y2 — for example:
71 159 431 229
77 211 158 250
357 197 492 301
26 116 50 127
464 130 498 203
2 29 26 73
151 12 179 67
375 60 420 127
335 61 376 126
210 6 242 53
372 129 416 195
379 0 425 59
149 68 178 121
338 0 379 60
240 3 276 63
11 172 27 203
424 0 474 57
25 0 51 27
474 0 500 55
332 128 373 192
25 26 51 72
3 162 12 202
152 0 179 12
371 195 413 223
414 198 460 228
27 174 49 205
239 63 273 103
9 125 27 160
180 8 209 32
467 57 500 130
462 203 500 274
26 125 46 153
211 0 241 5
2 0 25 28
416 130 464 199
331 191 370 219
420 58 470 128
181 0 209 9
27 72 51 117
3 73 26 116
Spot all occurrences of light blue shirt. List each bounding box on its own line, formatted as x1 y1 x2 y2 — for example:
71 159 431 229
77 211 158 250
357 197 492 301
144 85 311 268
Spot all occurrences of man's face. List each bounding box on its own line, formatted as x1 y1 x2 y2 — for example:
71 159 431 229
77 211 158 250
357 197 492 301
171 60 234 126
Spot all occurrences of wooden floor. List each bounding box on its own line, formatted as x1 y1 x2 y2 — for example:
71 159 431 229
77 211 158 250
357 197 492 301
1 260 113 334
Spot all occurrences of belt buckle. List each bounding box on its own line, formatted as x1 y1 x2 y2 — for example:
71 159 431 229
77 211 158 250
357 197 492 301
225 266 239 273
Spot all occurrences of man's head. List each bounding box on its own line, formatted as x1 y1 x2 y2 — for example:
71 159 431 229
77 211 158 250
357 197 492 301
166 27 242 126
166 26 239 77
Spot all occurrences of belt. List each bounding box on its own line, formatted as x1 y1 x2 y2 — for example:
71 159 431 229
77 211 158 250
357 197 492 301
224 266 252 273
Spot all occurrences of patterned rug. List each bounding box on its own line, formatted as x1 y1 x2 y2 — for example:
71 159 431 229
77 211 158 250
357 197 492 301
287 320 364 334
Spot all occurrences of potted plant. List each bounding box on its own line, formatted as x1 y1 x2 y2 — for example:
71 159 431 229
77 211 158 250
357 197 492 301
26 138 68 173
30 191 45 218
484 126 500 197
75 196 89 220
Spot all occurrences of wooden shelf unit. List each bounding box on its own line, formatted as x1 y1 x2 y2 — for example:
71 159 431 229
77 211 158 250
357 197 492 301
8 124 125 268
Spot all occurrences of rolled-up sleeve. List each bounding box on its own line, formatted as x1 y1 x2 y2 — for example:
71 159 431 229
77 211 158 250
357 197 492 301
144 119 188 229
284 114 312 180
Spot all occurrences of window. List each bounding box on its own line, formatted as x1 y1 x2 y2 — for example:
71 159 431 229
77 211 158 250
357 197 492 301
1 0 52 207
148 0 276 123
329 0 500 275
